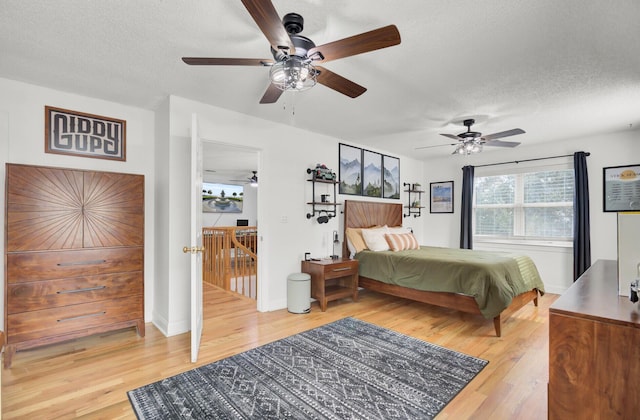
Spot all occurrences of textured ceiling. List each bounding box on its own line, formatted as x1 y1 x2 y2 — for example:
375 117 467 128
1 0 639 166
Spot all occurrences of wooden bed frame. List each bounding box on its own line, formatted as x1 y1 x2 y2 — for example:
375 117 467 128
342 200 539 337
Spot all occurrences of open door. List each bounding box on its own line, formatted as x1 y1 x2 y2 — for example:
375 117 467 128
188 113 204 363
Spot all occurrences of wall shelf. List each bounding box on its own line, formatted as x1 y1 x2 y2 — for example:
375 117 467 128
306 167 339 222
403 182 424 218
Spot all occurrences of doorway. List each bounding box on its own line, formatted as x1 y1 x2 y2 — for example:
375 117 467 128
201 141 260 304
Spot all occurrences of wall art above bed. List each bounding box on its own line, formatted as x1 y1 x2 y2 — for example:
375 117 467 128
339 143 399 200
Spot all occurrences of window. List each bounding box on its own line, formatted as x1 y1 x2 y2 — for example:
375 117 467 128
473 168 574 243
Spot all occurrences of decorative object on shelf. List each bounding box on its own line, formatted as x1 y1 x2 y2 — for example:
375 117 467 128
310 163 336 181
403 182 424 218
339 143 400 199
430 181 454 214
306 166 339 222
45 106 126 161
603 164 640 212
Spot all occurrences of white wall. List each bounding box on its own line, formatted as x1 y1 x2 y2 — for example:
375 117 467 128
417 129 640 294
0 78 157 330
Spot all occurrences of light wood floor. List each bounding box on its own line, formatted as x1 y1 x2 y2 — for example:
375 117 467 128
2 284 556 419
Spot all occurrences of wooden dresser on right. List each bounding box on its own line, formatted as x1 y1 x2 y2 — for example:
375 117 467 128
548 259 640 418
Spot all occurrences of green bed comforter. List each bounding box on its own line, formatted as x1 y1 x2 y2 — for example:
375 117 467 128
355 246 545 319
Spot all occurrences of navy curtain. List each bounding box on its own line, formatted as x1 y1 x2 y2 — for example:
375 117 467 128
460 165 474 249
573 151 591 280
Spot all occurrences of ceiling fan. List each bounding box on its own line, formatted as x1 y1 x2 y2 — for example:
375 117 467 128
231 170 258 186
182 0 401 104
417 119 525 155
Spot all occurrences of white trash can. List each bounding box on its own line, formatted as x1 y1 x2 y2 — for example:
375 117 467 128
287 273 311 314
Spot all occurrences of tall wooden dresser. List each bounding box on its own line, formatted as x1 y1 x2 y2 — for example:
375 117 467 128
548 259 640 418
4 163 145 367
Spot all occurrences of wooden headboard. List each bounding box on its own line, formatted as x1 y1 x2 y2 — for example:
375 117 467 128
342 200 403 258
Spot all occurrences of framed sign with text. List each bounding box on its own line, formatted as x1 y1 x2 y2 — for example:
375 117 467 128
603 164 640 212
45 106 126 161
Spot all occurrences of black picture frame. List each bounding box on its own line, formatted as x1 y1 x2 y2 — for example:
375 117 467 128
430 181 454 213
339 143 362 195
383 155 400 199
339 143 400 200
363 150 382 198
603 164 640 212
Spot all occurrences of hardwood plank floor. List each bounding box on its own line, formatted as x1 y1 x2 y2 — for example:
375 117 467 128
2 284 556 419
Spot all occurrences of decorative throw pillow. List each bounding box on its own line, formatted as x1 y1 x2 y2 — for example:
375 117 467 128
345 228 368 255
385 232 419 251
361 226 390 252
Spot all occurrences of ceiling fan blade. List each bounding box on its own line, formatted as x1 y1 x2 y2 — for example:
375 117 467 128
482 128 525 141
439 133 461 140
182 57 273 66
259 83 284 104
484 140 521 148
240 0 295 54
415 143 457 150
315 66 366 98
308 25 401 63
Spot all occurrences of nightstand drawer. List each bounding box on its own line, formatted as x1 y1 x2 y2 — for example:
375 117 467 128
323 262 358 279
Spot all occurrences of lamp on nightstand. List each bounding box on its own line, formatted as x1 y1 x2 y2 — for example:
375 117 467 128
332 230 340 260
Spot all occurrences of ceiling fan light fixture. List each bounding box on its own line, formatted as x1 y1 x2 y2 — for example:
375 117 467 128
269 56 316 91
455 139 483 155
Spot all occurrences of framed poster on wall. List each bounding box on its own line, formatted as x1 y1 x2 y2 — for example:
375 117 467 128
45 106 126 161
383 155 400 199
363 150 382 198
339 143 362 195
603 164 640 212
430 181 454 213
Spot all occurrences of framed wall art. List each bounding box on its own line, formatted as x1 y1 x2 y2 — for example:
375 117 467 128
362 150 382 198
383 155 400 199
202 182 244 213
430 181 454 213
339 143 362 195
339 143 400 200
603 164 640 212
45 106 126 161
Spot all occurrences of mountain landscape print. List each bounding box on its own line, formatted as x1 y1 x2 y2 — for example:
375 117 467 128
339 143 362 195
363 150 382 198
339 143 399 200
383 155 400 199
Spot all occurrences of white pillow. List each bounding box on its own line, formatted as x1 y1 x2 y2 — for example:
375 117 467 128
361 226 390 251
387 226 412 235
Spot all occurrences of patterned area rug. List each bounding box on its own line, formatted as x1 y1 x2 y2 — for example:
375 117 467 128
128 317 487 419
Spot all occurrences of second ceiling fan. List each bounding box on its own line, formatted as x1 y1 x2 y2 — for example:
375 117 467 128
417 119 525 155
182 0 401 104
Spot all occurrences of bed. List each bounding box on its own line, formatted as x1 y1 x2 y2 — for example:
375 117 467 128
342 200 544 336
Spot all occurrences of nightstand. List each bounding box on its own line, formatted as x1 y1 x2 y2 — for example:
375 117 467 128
301 258 359 311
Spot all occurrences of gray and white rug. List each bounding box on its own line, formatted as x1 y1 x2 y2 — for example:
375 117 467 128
128 317 487 419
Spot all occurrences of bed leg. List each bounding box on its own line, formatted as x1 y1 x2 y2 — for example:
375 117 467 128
493 316 502 337
533 292 539 307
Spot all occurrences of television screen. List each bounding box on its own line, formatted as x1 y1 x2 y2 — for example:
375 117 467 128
202 182 244 213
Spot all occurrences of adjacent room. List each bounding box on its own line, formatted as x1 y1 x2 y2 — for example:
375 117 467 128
1 1 639 418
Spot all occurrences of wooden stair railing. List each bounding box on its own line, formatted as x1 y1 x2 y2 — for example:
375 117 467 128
202 227 258 299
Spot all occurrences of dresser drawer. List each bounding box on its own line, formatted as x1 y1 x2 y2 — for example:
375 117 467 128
6 272 143 314
6 247 143 283
323 261 358 280
6 295 143 345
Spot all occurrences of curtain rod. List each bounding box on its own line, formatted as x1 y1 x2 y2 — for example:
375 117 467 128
473 152 590 168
